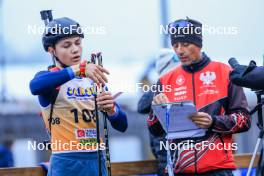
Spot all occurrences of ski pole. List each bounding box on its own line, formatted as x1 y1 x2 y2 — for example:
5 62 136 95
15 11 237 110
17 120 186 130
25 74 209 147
97 52 112 176
91 53 102 176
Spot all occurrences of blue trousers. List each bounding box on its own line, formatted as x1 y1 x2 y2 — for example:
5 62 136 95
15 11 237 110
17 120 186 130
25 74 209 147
47 152 107 176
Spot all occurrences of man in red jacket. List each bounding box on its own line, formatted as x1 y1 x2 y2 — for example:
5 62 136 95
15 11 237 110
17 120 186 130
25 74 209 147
148 18 251 175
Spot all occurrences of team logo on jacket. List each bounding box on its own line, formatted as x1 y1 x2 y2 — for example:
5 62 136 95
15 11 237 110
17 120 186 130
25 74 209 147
200 71 216 85
176 75 185 85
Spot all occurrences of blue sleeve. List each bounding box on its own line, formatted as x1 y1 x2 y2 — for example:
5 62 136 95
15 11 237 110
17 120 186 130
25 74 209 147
107 104 128 132
29 67 74 96
30 67 75 107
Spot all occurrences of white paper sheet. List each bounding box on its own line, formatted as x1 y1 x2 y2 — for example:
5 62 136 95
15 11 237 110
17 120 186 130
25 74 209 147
152 101 206 139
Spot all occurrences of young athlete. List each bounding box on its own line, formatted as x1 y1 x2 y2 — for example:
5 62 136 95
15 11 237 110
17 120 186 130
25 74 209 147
29 16 127 176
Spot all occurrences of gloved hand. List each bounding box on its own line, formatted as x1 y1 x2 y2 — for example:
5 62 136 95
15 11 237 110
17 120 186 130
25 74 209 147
71 60 110 85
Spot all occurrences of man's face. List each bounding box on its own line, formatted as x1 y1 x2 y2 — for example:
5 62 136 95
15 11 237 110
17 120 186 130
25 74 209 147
51 36 83 66
172 42 201 66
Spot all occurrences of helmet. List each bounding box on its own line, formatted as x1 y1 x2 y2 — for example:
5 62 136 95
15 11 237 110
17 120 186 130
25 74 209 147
42 17 84 51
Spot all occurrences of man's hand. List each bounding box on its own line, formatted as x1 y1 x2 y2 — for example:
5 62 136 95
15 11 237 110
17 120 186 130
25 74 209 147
152 93 169 105
96 92 116 116
189 112 213 129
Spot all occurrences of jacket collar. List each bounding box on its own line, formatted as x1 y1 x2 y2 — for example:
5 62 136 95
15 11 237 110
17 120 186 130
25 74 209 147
182 52 211 73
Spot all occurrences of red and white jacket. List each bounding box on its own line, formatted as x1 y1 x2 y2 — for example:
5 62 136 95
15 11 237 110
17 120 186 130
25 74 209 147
147 53 251 174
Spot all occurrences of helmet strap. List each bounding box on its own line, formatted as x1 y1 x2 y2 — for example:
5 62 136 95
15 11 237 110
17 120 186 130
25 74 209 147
51 50 68 68
53 55 68 68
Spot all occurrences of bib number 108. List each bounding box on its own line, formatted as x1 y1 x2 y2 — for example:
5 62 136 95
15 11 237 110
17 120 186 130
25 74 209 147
70 109 96 123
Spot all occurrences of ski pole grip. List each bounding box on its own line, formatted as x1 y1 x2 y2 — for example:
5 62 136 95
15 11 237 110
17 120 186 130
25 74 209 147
40 10 53 26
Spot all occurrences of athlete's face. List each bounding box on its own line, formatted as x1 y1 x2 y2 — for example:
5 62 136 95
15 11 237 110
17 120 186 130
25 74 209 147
49 36 82 67
172 42 201 66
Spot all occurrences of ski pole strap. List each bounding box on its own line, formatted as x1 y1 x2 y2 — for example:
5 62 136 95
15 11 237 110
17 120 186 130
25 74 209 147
48 103 54 135
47 85 59 136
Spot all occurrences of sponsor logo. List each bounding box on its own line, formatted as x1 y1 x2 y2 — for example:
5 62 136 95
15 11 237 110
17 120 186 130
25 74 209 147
67 87 96 98
75 129 97 139
174 86 187 91
176 75 185 85
76 129 85 138
174 91 187 96
174 95 187 101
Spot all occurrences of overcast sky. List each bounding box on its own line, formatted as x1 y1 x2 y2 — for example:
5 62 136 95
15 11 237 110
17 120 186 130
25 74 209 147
2 0 264 64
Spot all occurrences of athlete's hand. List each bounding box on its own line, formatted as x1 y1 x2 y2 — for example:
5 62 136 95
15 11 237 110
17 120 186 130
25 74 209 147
71 61 109 85
152 93 169 105
86 63 109 86
189 112 213 129
96 92 116 116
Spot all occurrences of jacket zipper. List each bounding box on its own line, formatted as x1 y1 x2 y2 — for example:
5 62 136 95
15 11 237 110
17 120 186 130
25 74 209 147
192 72 196 105
192 71 197 173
